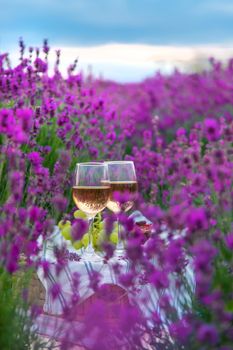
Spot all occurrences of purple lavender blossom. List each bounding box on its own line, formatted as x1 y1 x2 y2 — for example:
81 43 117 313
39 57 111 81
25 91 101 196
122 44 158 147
197 324 219 345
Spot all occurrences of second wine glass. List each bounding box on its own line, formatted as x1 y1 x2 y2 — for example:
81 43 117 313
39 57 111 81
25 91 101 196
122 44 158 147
72 162 110 262
105 161 138 255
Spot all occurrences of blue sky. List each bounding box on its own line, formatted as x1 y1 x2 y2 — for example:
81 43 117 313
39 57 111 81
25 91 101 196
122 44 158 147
1 0 233 82
1 0 233 49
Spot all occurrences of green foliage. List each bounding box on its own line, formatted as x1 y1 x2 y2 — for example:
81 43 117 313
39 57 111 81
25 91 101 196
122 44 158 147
0 160 9 206
0 268 48 350
156 182 170 209
201 137 208 157
36 119 64 174
0 100 15 109
193 194 204 207
21 161 31 207
213 260 233 295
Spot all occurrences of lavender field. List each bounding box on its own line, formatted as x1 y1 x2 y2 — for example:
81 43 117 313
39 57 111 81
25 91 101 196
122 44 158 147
1 41 233 349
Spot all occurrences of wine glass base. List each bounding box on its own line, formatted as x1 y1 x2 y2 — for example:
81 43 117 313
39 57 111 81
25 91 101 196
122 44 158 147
112 248 125 260
81 251 103 263
112 241 125 259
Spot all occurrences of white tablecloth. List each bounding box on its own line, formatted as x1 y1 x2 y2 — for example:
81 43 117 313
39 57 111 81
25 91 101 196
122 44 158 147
37 211 193 320
38 230 132 314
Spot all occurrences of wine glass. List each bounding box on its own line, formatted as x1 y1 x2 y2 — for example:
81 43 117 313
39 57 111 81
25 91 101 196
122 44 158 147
105 161 138 255
72 162 110 262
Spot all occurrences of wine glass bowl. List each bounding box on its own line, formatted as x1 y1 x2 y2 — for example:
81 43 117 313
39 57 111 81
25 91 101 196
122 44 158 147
72 186 110 218
105 161 138 214
107 181 138 213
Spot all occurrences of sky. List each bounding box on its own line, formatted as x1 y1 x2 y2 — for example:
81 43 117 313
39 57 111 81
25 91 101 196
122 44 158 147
1 0 233 81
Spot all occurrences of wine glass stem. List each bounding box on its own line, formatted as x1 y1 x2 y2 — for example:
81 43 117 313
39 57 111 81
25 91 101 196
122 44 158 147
86 217 95 254
116 219 124 252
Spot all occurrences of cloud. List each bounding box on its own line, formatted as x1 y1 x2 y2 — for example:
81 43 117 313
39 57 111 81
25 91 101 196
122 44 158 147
7 43 233 82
